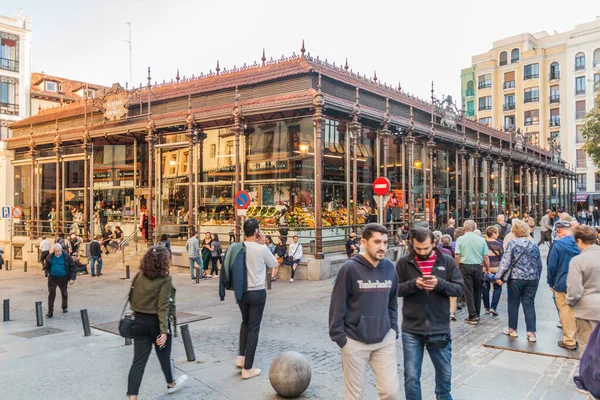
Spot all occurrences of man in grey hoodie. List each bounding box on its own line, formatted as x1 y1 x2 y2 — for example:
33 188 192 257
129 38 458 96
547 220 580 351
567 225 600 356
329 223 399 400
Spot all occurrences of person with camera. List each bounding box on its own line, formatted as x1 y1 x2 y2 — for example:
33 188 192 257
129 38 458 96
126 245 187 399
286 235 303 283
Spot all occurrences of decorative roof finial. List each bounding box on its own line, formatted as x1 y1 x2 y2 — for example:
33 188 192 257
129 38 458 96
261 49 266 66
216 60 220 76
373 70 378 82
317 73 322 93
235 86 240 104
38 103 41 112
300 39 306 57
355 87 359 103
188 94 192 112
344 58 349 71
398 81 402 91
147 67 151 86
176 68 180 83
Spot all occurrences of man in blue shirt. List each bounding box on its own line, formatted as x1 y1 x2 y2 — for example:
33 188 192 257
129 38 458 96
44 243 77 318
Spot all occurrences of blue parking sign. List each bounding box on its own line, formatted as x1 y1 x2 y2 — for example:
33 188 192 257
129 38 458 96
1 207 9 219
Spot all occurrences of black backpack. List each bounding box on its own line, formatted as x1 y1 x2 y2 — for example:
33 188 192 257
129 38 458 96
498 224 509 240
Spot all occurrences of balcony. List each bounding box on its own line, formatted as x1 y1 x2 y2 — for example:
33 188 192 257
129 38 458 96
479 105 492 111
524 74 539 80
576 110 587 120
478 81 492 89
524 118 539 126
465 89 475 97
576 88 586 95
549 94 560 103
524 96 539 103
503 125 514 132
575 62 586 71
577 160 587 168
503 103 516 111
503 81 516 89
0 58 19 72
0 102 19 115
577 135 585 144
511 57 519 63
596 183 600 191
465 110 475 117
549 72 560 80
577 184 587 191
549 117 561 127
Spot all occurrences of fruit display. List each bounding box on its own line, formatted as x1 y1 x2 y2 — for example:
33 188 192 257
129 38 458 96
244 205 370 228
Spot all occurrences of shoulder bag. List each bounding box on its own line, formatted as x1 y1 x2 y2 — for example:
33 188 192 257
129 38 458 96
118 273 139 339
284 245 300 265
500 242 531 282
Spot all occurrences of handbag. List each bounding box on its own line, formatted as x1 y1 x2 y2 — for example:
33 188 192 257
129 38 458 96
118 274 138 339
500 242 530 282
284 244 300 265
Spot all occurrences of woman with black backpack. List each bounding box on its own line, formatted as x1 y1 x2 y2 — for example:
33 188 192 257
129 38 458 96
209 233 222 277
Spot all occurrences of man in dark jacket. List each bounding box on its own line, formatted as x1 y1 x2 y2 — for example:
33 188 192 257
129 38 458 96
396 228 464 400
89 235 103 277
44 243 77 318
329 223 399 400
548 220 580 350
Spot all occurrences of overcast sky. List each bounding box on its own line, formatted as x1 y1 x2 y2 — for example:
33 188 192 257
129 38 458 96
3 1 599 102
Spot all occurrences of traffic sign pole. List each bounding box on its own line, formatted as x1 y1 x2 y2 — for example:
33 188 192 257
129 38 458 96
372 177 391 227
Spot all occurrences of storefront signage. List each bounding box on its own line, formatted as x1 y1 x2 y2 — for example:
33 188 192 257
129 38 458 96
93 172 112 179
118 170 139 177
1 206 10 219
104 92 128 121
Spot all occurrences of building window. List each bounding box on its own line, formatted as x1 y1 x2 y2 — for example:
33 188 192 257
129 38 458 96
594 74 600 92
503 71 515 89
577 174 586 191
596 173 600 191
324 119 340 148
0 122 9 140
503 115 515 132
594 49 600 68
209 144 216 158
549 108 560 127
511 48 520 63
499 51 508 66
524 87 539 103
524 63 539 80
524 109 539 126
503 94 515 110
576 76 586 95
576 125 585 143
549 62 560 80
529 133 539 146
549 85 560 103
576 100 587 120
478 74 492 89
466 101 474 117
478 96 492 111
0 35 19 72
0 76 19 115
478 117 492 126
45 81 57 92
575 52 586 71
577 149 587 168
84 89 95 98
465 80 474 97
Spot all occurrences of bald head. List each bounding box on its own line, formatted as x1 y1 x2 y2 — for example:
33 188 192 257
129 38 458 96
497 214 505 223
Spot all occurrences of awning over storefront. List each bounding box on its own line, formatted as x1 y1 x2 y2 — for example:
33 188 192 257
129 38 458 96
574 193 589 202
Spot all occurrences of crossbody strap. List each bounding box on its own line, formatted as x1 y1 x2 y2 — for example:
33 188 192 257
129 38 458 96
121 272 139 318
509 242 530 270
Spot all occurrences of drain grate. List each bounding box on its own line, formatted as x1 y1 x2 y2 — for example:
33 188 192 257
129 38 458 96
11 327 65 339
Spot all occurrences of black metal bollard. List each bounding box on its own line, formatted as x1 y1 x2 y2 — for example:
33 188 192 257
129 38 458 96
80 309 91 336
195 268 200 284
180 324 196 361
124 314 132 345
125 265 130 279
24 261 27 273
266 268 272 290
5 261 9 270
35 301 43 326
3 299 9 322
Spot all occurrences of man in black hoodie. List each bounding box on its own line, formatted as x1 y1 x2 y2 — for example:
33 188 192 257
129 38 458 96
396 228 464 400
329 223 399 400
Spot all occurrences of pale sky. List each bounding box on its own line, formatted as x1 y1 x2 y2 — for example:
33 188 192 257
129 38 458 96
3 0 600 102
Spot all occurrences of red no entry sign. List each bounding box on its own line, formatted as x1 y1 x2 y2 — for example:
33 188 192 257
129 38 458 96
372 177 391 196
234 190 251 209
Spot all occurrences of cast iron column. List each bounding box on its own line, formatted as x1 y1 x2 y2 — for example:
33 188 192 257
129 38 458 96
427 137 435 228
28 130 36 240
232 89 243 242
486 155 492 224
382 99 391 179
507 159 514 213
473 152 480 223
54 130 62 237
458 147 467 226
312 75 325 259
186 101 195 237
350 88 361 232
82 131 90 241
146 119 156 245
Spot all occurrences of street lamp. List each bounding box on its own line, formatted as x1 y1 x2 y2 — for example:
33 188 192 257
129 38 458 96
298 142 310 155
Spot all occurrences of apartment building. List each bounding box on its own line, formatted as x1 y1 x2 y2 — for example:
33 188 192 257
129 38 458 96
462 17 600 207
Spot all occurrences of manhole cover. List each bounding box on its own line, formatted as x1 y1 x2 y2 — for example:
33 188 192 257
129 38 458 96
11 327 65 339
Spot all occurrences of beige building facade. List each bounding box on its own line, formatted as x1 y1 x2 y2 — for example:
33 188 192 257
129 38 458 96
463 16 600 208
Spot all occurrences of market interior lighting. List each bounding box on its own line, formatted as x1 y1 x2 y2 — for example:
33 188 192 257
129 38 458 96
413 160 423 169
298 142 310 154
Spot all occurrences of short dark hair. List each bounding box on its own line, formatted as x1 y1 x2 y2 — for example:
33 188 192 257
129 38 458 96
361 223 388 240
160 233 168 241
574 225 596 245
244 218 260 237
412 228 434 244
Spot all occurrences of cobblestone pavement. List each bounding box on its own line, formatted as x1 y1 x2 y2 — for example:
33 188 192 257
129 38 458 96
0 237 591 400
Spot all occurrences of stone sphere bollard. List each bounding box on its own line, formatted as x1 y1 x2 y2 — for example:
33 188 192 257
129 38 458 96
269 351 312 398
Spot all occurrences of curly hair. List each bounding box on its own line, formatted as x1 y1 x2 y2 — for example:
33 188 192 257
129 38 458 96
140 245 171 279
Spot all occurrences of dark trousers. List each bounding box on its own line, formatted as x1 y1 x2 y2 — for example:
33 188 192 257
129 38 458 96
507 279 539 332
238 289 267 369
40 250 49 269
47 275 69 313
127 312 174 396
538 230 552 246
210 257 220 276
482 280 503 311
459 264 483 319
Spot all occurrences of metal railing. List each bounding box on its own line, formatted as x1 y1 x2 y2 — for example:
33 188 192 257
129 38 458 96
479 105 492 111
119 229 138 263
0 102 19 115
549 117 561 127
577 185 587 191
503 103 515 111
524 96 539 103
465 89 475 97
0 58 18 72
576 111 587 120
524 74 539 80
576 89 586 96
478 82 492 89
577 160 587 168
549 72 560 80
596 183 600 191
549 94 560 103
503 81 515 89
575 62 586 71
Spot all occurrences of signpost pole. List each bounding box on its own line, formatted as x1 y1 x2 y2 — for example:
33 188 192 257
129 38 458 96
9 212 13 269
379 195 384 225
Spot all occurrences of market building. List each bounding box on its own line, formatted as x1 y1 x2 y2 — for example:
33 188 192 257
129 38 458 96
5 44 575 276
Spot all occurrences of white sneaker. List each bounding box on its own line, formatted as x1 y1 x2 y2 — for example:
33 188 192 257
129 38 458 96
235 356 245 368
167 374 188 394
241 368 261 379
289 278 294 283
556 321 563 328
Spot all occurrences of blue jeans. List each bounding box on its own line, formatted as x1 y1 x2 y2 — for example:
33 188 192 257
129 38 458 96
90 256 102 276
402 331 453 400
482 280 502 311
189 257 203 278
507 279 539 332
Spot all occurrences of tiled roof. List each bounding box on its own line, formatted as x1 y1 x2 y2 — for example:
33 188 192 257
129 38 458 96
11 100 90 128
30 72 109 102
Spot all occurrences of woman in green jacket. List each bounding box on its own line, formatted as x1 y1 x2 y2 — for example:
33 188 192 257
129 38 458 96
127 246 187 399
